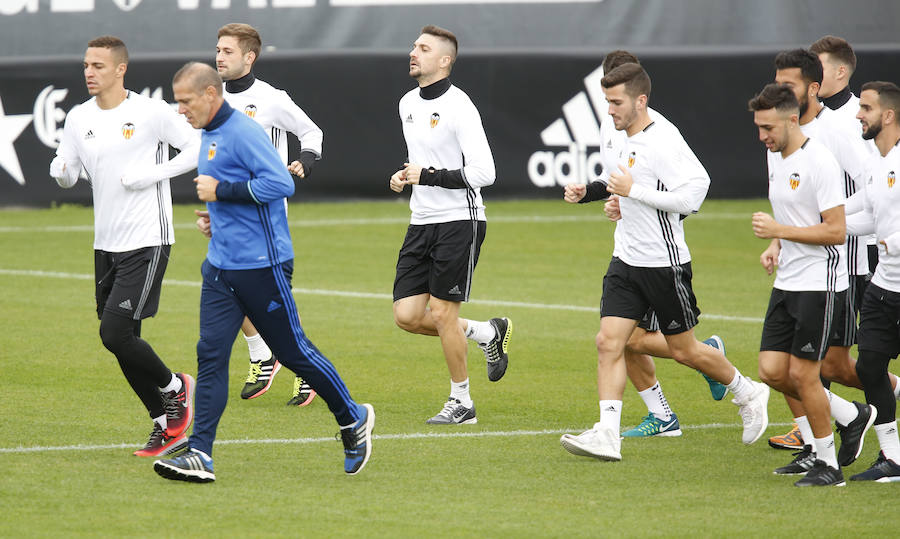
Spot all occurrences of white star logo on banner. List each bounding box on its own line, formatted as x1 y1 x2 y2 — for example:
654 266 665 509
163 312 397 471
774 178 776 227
0 95 34 185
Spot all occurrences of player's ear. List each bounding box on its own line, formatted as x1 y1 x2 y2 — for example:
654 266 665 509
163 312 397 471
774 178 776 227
116 62 127 78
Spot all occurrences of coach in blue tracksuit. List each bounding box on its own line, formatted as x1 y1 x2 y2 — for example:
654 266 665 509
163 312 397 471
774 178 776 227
153 62 374 483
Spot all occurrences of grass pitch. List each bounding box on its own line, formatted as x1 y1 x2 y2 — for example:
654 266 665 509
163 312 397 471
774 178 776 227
0 199 891 537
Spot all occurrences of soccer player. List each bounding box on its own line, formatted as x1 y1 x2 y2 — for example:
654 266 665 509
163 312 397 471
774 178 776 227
845 81 900 481
153 63 373 482
559 63 770 462
49 36 198 458
750 83 848 486
389 25 513 425
209 22 323 406
565 50 728 440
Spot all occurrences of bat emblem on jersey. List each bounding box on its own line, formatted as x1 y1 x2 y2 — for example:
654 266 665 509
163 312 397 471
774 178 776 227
627 151 636 168
121 122 135 140
208 141 217 161
430 112 440 128
889 171 896 188
789 173 800 190
244 104 257 118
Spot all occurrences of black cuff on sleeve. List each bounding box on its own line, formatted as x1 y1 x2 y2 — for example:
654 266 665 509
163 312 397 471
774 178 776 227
215 180 257 203
418 167 468 189
298 151 317 178
578 180 611 203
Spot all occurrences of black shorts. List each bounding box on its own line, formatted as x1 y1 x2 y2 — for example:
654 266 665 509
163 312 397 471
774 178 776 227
857 283 900 359
600 257 700 335
830 275 868 347
760 288 846 361
95 245 170 320
393 220 486 302
638 309 660 332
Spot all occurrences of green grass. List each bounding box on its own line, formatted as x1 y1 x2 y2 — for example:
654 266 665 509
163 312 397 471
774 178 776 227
0 199 891 537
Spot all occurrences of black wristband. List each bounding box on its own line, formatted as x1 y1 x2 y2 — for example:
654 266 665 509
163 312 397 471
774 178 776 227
578 180 611 203
298 151 317 178
418 167 468 189
215 180 257 203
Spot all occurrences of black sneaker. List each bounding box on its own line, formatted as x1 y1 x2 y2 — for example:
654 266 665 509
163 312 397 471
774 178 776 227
240 355 281 399
286 376 317 407
836 401 877 467
850 451 900 482
794 460 846 487
774 445 816 475
162 372 194 439
133 423 188 457
425 397 477 425
480 317 512 382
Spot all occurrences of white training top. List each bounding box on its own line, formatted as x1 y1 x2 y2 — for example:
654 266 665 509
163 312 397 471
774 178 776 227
767 138 848 292
610 121 710 268
399 84 496 225
50 91 198 252
225 78 323 165
848 142 900 293
598 106 678 183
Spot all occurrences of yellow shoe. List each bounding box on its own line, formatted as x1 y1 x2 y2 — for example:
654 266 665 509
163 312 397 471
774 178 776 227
768 423 803 450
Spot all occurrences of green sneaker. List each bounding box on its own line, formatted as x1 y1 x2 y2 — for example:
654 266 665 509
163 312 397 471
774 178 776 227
240 355 281 399
700 335 729 401
286 376 317 407
622 413 683 437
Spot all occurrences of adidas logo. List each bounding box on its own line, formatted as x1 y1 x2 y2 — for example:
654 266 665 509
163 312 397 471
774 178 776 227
667 320 681 330
603 406 617 412
448 285 461 295
800 343 815 353
267 300 281 313
118 299 132 311
405 114 413 123
528 64 606 187
84 130 95 139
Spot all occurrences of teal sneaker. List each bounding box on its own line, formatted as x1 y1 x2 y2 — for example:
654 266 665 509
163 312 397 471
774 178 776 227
621 413 682 437
700 335 729 401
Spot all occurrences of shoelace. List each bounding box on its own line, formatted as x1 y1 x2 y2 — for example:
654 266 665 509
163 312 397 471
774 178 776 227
245 362 262 384
162 388 185 419
481 341 501 363
437 399 461 418
292 377 305 397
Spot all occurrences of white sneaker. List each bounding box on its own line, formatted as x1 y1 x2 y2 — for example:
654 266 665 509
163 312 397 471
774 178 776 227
733 380 770 444
560 423 622 461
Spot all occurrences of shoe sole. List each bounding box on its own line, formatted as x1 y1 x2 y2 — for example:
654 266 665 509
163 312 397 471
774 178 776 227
346 403 375 475
768 439 803 450
243 361 282 400
425 416 478 425
166 373 195 439
622 429 683 438
133 435 188 457
840 404 877 467
702 336 729 401
559 435 621 461
153 460 215 483
743 384 770 445
487 318 513 382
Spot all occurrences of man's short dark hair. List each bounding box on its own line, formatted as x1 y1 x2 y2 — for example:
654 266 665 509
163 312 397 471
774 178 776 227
421 24 458 63
601 63 651 100
748 83 800 114
774 48 823 85
87 35 128 65
602 50 640 75
218 23 262 61
861 81 900 117
810 35 857 74
173 62 223 96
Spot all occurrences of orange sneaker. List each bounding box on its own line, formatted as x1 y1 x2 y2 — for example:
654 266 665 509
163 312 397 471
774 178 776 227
768 423 803 450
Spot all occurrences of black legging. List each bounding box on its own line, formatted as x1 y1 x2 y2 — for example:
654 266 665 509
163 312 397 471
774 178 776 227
856 350 896 425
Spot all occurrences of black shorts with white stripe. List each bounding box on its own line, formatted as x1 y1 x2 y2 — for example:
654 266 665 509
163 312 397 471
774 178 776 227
857 283 900 358
94 245 170 321
760 288 846 361
829 275 868 347
600 257 700 335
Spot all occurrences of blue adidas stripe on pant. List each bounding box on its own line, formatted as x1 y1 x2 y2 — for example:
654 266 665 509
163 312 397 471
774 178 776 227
190 259 361 456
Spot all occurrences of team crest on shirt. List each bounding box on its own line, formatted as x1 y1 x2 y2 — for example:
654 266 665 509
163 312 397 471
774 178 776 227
244 104 257 118
207 141 217 161
121 122 135 140
430 113 440 128
889 171 896 188
789 173 800 190
627 151 636 168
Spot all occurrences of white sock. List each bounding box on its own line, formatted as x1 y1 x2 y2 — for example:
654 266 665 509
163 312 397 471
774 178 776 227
463 319 496 345
637 382 672 420
725 369 752 400
597 400 622 434
814 433 839 469
795 416 814 448
826 390 858 426
450 378 473 408
875 421 900 462
244 333 272 363
153 414 168 431
159 373 181 394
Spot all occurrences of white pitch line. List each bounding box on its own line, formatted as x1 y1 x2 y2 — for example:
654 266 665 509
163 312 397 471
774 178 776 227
0 268 765 323
0 422 791 454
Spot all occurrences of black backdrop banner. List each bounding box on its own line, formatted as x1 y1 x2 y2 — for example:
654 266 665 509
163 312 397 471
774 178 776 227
2 48 900 207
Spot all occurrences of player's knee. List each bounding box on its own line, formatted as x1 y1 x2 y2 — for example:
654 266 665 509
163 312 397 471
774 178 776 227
99 315 133 355
757 361 781 388
393 309 420 333
595 331 621 356
856 354 887 388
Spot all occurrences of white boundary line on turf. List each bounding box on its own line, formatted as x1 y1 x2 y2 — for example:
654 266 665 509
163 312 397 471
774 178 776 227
0 423 792 454
0 268 765 323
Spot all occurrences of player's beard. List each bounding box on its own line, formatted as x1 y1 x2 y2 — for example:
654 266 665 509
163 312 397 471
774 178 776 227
798 94 809 118
862 118 882 140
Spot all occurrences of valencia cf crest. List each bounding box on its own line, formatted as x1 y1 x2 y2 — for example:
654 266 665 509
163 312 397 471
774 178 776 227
244 104 257 118
430 112 440 128
889 171 896 188
121 122 135 140
789 173 800 190
627 151 636 168
207 141 217 161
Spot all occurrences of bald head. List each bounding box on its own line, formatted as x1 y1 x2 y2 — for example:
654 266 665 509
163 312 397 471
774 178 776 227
173 62 225 129
173 62 223 96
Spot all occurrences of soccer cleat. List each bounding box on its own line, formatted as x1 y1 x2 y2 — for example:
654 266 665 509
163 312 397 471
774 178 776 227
794 460 846 487
560 424 622 461
286 376 317 407
133 423 188 457
480 317 512 382
768 423 804 450
699 335 728 401
154 448 215 483
341 403 375 475
161 372 194 439
425 397 477 425
732 380 769 444
836 401 877 467
773 445 816 475
241 355 282 399
850 452 900 482
621 413 683 437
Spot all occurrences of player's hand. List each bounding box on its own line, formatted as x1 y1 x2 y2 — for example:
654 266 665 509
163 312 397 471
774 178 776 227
401 163 423 185
195 209 211 238
564 183 586 204
604 195 622 221
195 174 219 202
607 165 633 197
759 241 780 275
752 212 781 239
288 160 305 178
390 170 406 192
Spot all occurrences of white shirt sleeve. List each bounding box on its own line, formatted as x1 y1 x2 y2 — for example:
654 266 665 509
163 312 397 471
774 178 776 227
273 90 323 157
50 110 83 188
457 97 495 189
121 102 200 190
629 141 709 214
814 150 846 213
